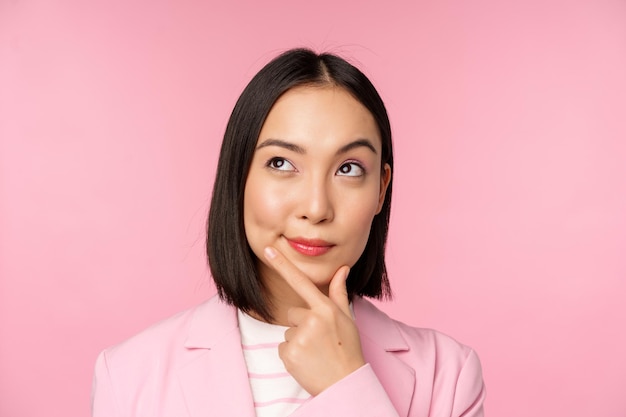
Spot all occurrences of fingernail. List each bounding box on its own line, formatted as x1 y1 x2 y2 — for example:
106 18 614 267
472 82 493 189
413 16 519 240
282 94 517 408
264 246 277 260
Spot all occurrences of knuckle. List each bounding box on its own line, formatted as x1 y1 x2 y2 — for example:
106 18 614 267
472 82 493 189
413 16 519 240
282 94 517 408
280 345 300 366
305 314 324 331
317 303 335 319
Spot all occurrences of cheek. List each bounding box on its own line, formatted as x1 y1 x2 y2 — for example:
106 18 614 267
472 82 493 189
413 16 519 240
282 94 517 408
342 192 382 246
243 181 285 234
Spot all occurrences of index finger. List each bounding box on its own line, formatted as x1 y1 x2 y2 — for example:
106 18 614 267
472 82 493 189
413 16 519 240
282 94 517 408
264 246 327 307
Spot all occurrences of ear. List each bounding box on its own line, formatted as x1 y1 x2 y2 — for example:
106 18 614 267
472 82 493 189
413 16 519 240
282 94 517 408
375 163 392 214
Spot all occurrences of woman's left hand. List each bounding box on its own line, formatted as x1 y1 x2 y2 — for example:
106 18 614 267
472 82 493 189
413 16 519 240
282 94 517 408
263 246 366 396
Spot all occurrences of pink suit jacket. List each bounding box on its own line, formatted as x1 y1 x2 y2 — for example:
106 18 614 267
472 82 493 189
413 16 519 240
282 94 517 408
92 296 485 417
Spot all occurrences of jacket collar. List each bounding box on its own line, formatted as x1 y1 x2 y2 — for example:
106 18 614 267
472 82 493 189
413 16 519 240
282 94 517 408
354 297 416 417
183 296 238 349
179 297 256 417
179 296 415 417
183 296 411 351
353 297 410 352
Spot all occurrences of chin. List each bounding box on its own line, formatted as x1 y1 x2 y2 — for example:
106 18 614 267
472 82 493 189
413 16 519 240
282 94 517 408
292 261 341 286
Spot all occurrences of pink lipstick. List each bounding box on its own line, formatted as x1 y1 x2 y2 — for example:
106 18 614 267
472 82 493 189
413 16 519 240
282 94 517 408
286 237 334 256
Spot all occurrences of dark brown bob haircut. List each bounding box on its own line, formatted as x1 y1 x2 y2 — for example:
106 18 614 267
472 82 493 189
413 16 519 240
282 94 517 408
207 48 394 321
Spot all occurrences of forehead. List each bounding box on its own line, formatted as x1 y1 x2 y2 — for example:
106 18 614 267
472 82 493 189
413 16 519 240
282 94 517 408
258 85 381 150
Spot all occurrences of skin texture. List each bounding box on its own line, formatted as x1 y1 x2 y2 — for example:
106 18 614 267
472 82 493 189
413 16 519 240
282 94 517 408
242 85 392 395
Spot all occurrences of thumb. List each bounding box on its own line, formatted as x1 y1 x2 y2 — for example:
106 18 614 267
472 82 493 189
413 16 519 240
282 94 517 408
328 266 351 317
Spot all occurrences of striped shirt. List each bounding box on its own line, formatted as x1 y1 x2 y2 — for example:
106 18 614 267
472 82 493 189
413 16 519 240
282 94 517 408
237 310 311 417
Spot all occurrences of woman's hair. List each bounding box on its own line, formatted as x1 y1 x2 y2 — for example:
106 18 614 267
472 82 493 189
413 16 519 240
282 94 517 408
207 48 394 321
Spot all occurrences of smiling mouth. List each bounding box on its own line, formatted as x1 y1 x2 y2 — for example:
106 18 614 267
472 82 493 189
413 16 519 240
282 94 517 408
285 237 335 256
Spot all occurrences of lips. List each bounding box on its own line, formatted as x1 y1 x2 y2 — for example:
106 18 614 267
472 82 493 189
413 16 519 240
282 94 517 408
285 236 335 256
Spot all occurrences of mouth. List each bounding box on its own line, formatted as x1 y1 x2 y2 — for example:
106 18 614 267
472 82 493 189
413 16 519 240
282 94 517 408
284 236 335 256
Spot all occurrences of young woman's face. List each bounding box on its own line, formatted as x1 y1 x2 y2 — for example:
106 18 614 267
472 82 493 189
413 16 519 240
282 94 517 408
243 86 391 295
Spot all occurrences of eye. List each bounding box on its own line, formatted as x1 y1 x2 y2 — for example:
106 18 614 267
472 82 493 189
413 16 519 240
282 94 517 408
336 162 365 177
267 157 296 172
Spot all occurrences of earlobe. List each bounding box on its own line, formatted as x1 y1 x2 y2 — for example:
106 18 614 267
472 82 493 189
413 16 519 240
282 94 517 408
376 163 392 214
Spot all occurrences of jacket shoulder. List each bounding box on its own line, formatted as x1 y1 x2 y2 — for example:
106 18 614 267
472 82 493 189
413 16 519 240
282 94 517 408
99 295 230 372
106 305 195 359
92 296 237 415
355 297 474 358
355 297 485 416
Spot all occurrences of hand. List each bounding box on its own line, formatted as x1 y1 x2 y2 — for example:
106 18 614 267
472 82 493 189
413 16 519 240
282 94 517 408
263 246 366 396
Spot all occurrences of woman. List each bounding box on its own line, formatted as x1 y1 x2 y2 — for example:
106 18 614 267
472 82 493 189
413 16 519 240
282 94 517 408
92 48 486 417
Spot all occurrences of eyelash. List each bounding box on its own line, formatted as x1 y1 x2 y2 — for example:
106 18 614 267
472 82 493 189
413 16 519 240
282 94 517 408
266 157 296 172
337 161 366 177
265 157 366 177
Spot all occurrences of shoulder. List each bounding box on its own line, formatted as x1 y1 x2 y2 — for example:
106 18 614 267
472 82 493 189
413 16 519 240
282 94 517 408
394 314 478 367
104 302 195 359
96 295 233 375
354 297 485 416
393 316 484 391
355 296 475 357
92 296 238 415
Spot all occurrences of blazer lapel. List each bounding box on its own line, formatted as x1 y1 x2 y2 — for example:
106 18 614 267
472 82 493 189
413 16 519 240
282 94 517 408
176 296 415 417
178 297 256 417
354 298 416 417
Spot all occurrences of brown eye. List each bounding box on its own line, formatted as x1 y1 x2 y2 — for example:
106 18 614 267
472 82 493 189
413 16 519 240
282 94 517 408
267 157 296 172
337 162 365 177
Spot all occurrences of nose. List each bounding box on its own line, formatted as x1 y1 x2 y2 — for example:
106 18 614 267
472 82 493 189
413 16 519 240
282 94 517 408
297 177 334 224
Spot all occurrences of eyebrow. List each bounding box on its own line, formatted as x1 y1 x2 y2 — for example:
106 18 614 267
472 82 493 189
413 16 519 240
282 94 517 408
256 138 305 154
256 138 377 155
337 139 377 155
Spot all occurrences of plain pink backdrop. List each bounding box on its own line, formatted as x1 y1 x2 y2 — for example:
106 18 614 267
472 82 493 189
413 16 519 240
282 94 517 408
1 1 625 416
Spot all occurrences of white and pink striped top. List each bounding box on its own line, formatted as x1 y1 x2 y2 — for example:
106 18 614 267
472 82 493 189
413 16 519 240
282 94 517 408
237 310 311 417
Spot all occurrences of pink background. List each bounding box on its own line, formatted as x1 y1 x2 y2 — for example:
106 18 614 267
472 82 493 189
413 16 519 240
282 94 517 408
1 1 625 416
